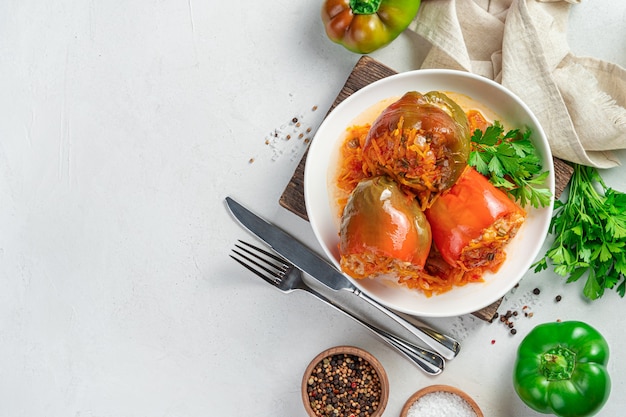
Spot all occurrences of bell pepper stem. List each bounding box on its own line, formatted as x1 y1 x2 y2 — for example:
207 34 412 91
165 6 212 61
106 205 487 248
541 347 576 381
349 0 382 14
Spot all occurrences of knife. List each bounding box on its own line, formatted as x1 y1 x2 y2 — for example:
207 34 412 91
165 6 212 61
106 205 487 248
225 196 460 360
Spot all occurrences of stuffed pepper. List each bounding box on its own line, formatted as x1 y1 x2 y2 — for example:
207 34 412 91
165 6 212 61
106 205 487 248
361 91 471 210
425 166 526 270
339 176 432 279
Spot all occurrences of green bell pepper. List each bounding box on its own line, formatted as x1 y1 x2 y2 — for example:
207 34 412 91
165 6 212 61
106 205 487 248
321 0 421 54
513 321 611 417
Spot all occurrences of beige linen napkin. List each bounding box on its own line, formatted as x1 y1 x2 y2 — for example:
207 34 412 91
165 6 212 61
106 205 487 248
409 0 626 168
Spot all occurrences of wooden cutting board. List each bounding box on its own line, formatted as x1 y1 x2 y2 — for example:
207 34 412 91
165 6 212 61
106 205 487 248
279 56 573 322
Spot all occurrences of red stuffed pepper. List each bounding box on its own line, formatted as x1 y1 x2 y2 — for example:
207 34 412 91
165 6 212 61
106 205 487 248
425 167 526 270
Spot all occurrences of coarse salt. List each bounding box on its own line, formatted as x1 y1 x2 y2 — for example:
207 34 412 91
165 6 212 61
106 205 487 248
406 391 477 417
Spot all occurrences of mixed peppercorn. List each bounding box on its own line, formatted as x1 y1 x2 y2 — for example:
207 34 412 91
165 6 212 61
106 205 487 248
306 353 382 417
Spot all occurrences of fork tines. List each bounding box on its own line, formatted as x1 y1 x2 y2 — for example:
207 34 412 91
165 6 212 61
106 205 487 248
230 240 289 284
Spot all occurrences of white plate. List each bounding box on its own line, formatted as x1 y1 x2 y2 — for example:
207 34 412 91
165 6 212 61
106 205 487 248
304 69 555 317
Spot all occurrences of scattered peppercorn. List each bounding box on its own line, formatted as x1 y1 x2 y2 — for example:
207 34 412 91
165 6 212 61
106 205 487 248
492 299 539 336
533 288 541 295
262 105 317 162
555 295 562 302
306 353 382 417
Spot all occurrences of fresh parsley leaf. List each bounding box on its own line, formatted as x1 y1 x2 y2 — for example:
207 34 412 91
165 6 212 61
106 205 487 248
469 122 552 208
533 164 626 300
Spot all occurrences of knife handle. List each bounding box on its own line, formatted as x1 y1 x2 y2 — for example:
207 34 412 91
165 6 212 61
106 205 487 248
355 290 461 360
305 287 444 375
374 326 445 375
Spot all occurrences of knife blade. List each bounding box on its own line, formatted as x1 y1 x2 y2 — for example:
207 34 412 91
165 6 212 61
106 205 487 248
226 197 350 291
225 196 460 360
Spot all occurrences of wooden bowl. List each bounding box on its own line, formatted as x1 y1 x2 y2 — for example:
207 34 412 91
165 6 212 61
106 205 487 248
399 384 483 417
301 346 389 417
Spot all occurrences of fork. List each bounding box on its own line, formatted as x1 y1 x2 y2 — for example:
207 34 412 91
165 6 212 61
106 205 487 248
230 240 445 375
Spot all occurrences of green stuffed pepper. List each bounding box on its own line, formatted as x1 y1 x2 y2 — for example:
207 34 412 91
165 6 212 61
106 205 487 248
361 91 471 210
321 0 421 54
513 321 611 417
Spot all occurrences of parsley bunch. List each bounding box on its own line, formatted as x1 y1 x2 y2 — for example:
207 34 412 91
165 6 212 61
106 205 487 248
468 121 552 208
533 164 626 299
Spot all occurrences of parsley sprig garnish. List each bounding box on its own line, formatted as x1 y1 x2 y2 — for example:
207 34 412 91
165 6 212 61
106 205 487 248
533 164 626 299
468 121 552 208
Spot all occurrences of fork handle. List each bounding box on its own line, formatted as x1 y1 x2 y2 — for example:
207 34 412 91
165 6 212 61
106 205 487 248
305 288 444 375
369 324 444 375
356 290 460 360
